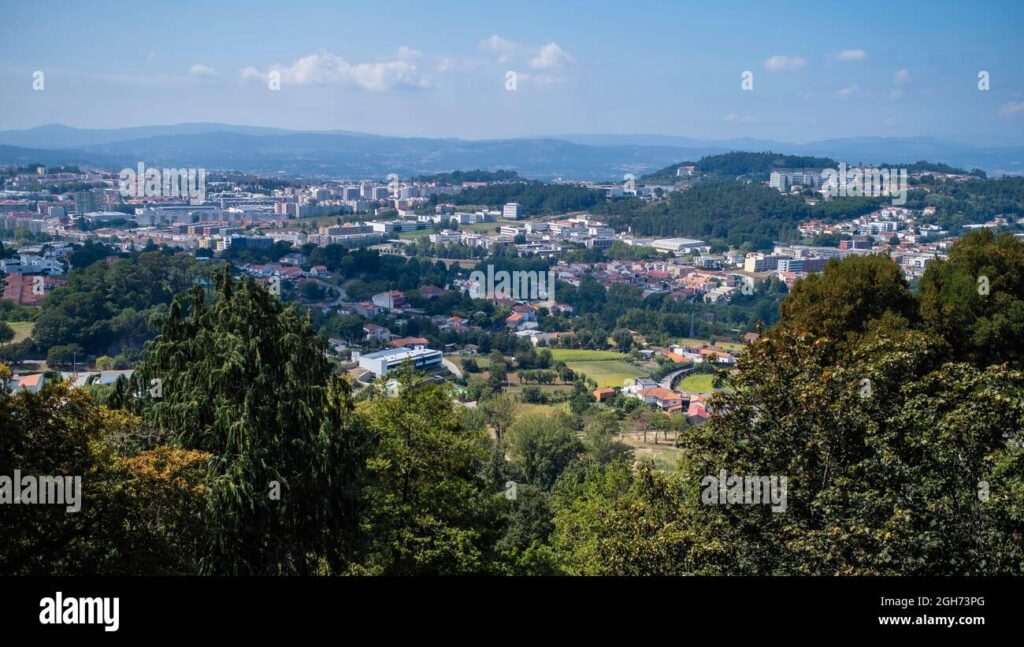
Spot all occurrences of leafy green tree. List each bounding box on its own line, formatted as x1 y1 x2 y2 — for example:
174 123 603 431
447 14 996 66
568 381 595 416
358 369 496 575
779 254 917 353
583 410 631 463
611 329 634 353
918 230 1024 368
0 366 209 575
129 272 367 575
682 326 1024 575
33 251 207 356
68 240 113 270
550 461 694 575
509 413 583 490
46 343 84 368
480 393 517 443
493 483 558 575
0 322 14 345
486 349 508 392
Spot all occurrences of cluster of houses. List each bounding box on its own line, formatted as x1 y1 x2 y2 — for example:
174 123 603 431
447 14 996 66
553 258 752 303
593 377 712 424
588 337 753 424
4 369 134 394
0 245 72 306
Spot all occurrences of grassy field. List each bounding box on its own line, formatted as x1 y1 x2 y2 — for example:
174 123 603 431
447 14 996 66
505 383 573 396
455 221 502 234
550 349 628 362
397 229 431 240
5 321 34 343
566 360 646 388
516 402 569 418
447 354 489 370
679 373 716 393
621 434 683 472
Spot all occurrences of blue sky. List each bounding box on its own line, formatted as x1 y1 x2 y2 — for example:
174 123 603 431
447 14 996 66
1 0 1022 143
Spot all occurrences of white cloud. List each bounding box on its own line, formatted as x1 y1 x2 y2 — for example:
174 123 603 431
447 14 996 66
189 63 216 78
834 49 868 62
241 50 431 91
479 34 518 63
480 34 517 53
530 42 573 69
240 66 266 82
723 112 753 123
837 85 860 99
763 55 807 72
395 46 422 60
1000 102 1024 116
893 68 910 85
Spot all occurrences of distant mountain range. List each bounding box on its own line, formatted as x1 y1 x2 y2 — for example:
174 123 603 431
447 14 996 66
0 123 1021 180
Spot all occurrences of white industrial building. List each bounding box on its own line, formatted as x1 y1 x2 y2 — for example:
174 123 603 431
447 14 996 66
357 346 443 377
648 238 707 254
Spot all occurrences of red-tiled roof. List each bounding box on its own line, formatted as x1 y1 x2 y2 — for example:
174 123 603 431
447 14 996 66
639 387 683 401
388 336 429 348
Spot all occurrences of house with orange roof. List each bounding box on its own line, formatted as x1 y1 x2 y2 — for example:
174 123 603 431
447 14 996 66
699 347 736 364
12 373 45 394
1 273 67 306
638 387 685 410
657 348 690 364
687 394 710 423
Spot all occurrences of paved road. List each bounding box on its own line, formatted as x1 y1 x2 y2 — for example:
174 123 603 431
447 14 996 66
311 277 347 306
659 367 691 391
442 358 463 379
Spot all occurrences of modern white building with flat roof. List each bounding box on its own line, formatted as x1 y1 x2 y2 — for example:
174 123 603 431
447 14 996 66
357 346 443 377
649 238 707 254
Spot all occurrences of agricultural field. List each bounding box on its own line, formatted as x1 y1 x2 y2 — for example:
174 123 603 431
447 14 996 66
566 360 646 388
505 383 573 396
550 349 628 362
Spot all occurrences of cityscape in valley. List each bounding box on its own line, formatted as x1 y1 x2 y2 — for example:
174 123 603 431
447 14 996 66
2 1 1024 596
2 156 1009 395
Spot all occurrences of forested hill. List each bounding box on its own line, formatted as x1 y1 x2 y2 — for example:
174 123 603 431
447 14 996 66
641 152 839 183
641 152 985 184
428 181 606 214
595 181 882 249
411 169 522 184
